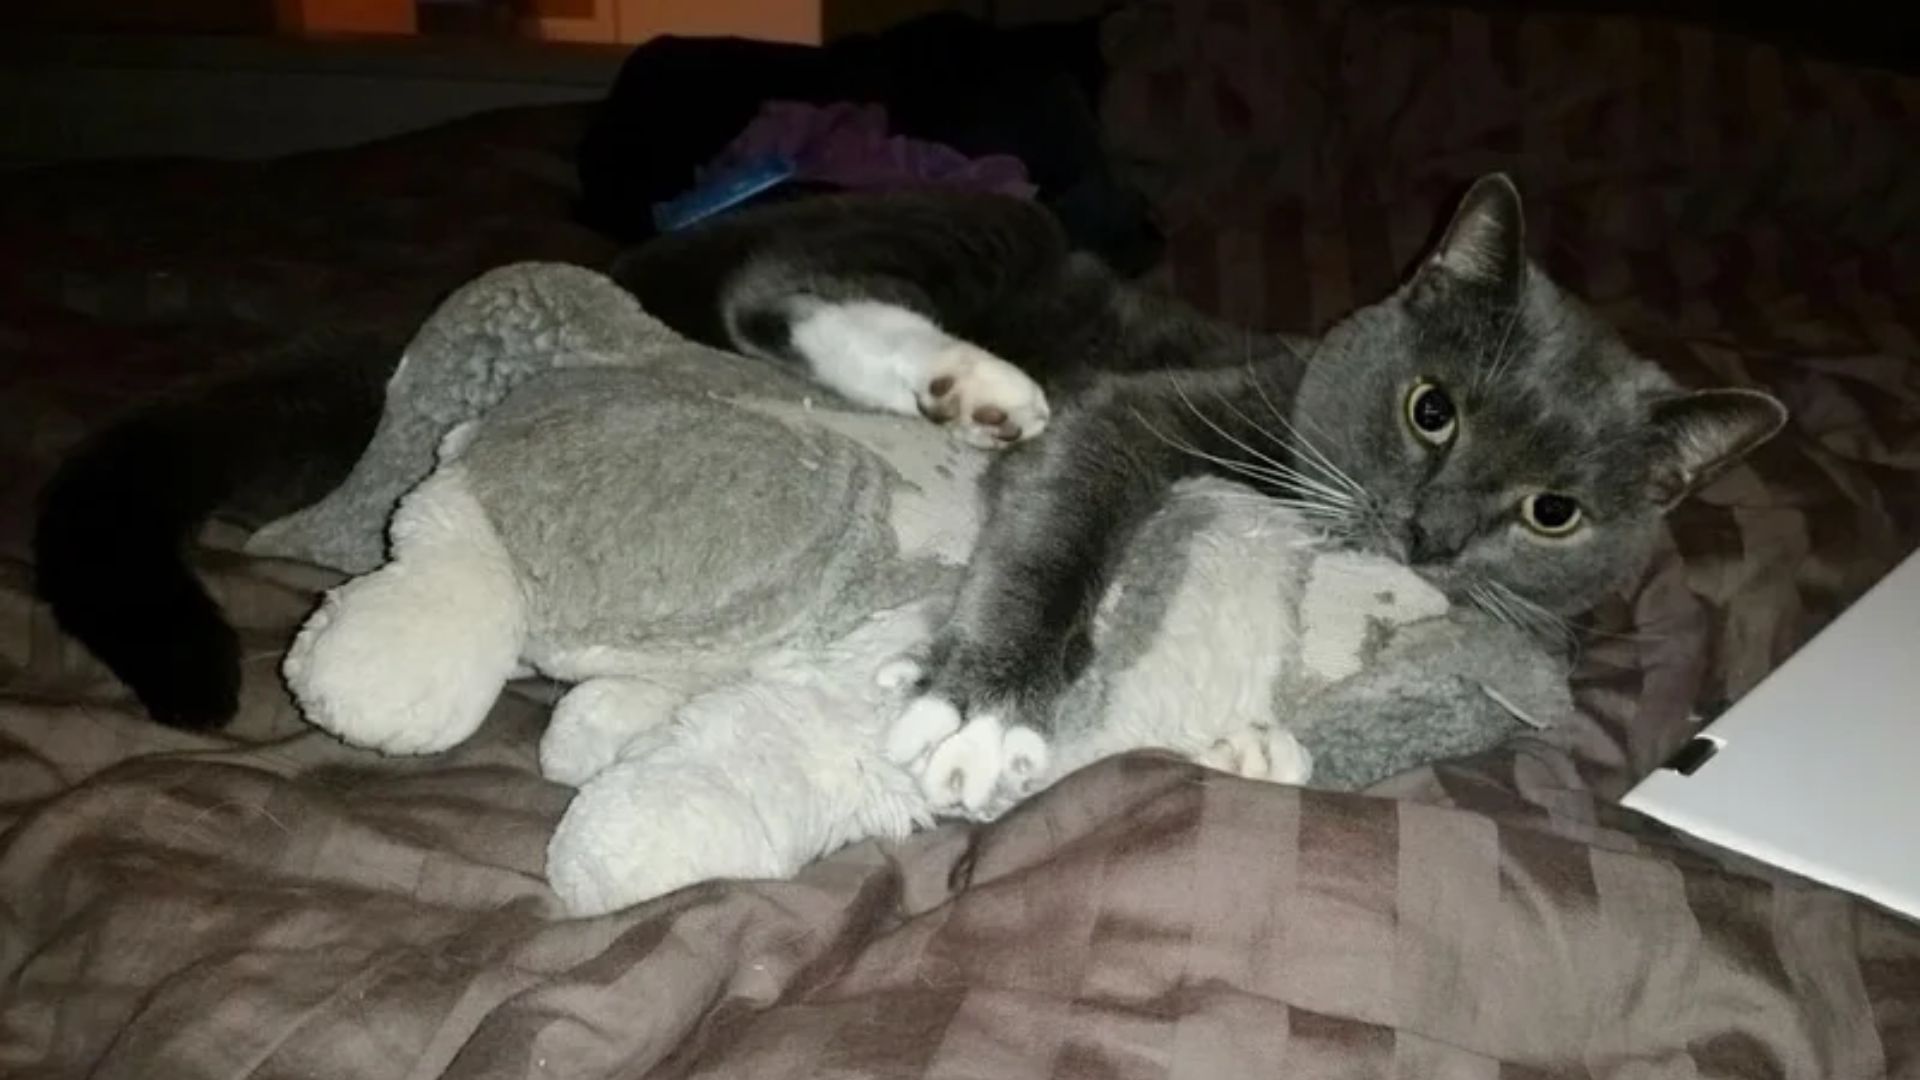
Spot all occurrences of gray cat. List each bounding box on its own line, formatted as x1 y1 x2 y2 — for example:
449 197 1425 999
610 175 1788 813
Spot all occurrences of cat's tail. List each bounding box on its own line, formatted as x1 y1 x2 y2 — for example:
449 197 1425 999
33 334 393 730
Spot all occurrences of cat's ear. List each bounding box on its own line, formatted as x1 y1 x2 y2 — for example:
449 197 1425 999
1414 173 1526 298
1646 388 1789 509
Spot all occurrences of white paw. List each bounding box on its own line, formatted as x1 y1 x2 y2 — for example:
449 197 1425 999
888 697 1054 815
886 695 962 764
998 724 1051 797
920 713 1009 811
920 343 1051 449
911 715 1053 815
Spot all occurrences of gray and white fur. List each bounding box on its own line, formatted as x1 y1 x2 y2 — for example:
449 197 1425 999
265 262 1572 915
609 178 1788 814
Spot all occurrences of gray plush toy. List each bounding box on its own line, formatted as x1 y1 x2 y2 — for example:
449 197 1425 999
256 263 1568 916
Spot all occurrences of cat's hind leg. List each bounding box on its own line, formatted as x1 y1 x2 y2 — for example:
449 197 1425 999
284 464 525 755
732 296 1051 449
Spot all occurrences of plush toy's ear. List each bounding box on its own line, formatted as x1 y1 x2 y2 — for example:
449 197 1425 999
1411 173 1526 300
1646 388 1789 509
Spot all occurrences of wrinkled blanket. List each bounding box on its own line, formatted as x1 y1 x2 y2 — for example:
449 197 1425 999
4 1 1920 1077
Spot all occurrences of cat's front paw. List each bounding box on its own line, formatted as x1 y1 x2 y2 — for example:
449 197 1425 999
886 698 1050 815
919 343 1050 449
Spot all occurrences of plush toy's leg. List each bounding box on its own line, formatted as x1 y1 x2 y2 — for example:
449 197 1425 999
1198 725 1314 785
540 677 688 787
284 466 525 755
547 756 790 917
547 609 934 916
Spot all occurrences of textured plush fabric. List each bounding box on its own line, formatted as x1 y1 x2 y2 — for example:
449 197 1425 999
3 3 1918 1076
244 264 687 576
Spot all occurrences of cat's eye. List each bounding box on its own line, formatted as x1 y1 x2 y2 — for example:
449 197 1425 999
1405 380 1457 445
1520 493 1583 537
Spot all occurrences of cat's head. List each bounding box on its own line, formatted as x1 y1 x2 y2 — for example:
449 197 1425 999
1293 175 1786 638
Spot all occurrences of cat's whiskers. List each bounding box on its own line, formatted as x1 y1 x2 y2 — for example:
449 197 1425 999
1168 378 1356 508
1484 584 1548 639
1469 582 1515 627
1471 582 1683 664
1126 405 1355 521
1127 406 1308 489
1299 414 1362 491
1190 489 1358 525
1204 381 1365 509
1238 361 1371 504
1483 302 1580 394
1162 378 1359 510
1470 580 1578 653
1502 587 1579 649
1230 331 1371 506
1466 582 1521 632
1254 409 1371 509
1567 621 1674 646
1477 300 1526 393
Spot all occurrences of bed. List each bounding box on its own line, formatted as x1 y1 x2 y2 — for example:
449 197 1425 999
3 1 1917 1076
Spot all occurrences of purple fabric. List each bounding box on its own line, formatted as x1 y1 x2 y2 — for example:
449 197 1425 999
708 100 1036 198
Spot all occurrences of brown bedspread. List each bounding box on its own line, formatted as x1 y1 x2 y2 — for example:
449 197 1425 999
4 2 1919 1076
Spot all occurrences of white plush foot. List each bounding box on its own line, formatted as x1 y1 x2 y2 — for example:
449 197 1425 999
1199 726 1313 785
540 678 686 788
1199 729 1270 778
547 759 788 917
283 468 524 756
874 657 925 694
919 343 1051 449
1267 728 1313 784
284 585 510 755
